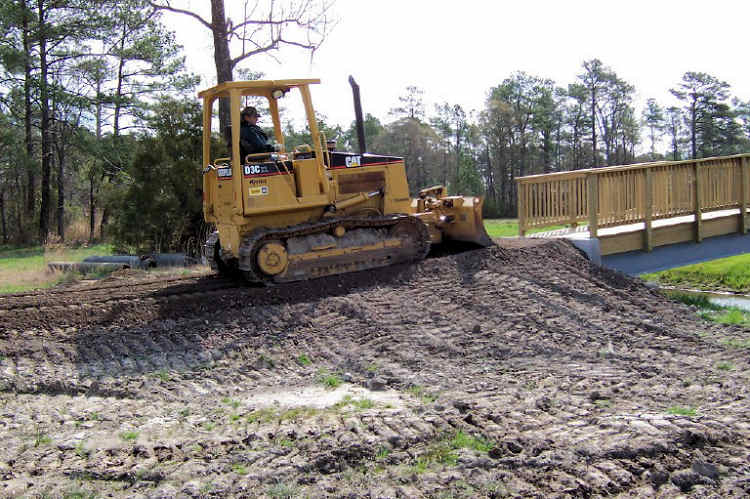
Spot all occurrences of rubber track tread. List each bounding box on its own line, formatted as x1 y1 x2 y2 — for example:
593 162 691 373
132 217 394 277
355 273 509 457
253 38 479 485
239 214 430 283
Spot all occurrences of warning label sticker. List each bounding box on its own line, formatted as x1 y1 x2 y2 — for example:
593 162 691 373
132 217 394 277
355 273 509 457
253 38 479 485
249 186 269 196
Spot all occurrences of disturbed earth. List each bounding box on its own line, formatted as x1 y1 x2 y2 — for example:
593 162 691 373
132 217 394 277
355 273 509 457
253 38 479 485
0 239 749 498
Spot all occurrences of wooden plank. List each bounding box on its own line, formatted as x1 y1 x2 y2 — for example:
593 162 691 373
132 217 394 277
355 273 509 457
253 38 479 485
569 180 578 227
652 222 697 247
517 182 526 236
600 230 645 255
694 163 703 242
644 168 653 252
587 174 598 237
702 214 740 239
741 156 748 234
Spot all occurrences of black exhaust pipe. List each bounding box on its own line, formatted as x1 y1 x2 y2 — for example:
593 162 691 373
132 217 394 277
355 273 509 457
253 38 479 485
348 75 366 155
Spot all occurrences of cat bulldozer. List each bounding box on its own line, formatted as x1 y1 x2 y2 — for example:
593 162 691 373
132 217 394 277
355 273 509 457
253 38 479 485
200 77 492 283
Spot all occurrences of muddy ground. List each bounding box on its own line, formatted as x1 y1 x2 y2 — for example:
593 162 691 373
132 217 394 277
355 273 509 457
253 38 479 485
0 239 749 498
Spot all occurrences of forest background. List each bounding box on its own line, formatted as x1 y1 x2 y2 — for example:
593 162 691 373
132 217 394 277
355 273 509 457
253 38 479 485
1 0 748 253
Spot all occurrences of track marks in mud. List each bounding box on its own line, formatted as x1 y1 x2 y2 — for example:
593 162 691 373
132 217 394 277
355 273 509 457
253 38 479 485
2 239 750 497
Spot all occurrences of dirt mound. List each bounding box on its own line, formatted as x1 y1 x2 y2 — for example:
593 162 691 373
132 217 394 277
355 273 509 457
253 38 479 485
0 239 749 498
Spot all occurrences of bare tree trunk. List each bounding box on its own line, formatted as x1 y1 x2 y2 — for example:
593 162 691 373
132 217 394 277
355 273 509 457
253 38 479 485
113 29 126 138
89 173 96 242
23 2 34 222
211 0 234 139
591 88 597 167
690 100 697 159
38 0 51 244
56 125 65 240
0 187 7 244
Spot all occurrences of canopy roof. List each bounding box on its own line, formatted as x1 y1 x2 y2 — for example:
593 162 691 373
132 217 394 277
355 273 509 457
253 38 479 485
197 79 321 100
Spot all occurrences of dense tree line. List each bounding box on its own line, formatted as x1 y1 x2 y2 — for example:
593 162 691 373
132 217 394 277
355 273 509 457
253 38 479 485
0 0 748 250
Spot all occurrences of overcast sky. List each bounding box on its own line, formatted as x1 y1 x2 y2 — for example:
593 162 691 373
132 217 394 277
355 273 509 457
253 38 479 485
163 0 750 131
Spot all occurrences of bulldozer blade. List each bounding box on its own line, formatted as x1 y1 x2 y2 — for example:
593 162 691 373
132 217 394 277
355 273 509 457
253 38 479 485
442 196 493 247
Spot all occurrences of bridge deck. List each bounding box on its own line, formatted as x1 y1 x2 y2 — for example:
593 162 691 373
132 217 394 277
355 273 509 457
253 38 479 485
525 208 750 275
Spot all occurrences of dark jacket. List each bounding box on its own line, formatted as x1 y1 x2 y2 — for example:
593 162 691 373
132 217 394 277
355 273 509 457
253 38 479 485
240 122 272 159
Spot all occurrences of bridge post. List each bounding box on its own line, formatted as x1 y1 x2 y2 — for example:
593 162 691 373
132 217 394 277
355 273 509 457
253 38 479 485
517 181 526 236
741 156 748 234
694 162 703 242
587 174 598 238
569 179 578 228
644 168 653 251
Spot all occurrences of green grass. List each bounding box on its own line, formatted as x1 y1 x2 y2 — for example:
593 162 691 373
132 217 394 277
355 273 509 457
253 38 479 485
266 482 298 498
296 354 312 366
333 395 375 411
667 406 697 417
407 384 439 404
449 430 494 452
0 243 113 294
662 290 722 310
119 431 139 442
231 463 248 475
644 253 750 292
408 430 495 473
721 338 750 349
483 219 568 238
316 369 342 388
663 290 750 328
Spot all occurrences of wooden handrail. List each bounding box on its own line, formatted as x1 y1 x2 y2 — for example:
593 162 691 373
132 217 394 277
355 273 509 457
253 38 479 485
516 153 750 238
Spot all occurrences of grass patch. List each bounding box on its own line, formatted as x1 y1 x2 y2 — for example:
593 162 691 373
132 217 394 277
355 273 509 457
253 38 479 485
408 430 495 473
296 354 312 366
594 399 613 408
119 431 139 442
663 290 750 328
407 384 439 404
34 433 52 447
266 482 298 498
333 395 375 411
317 369 342 388
0 243 114 293
667 406 697 417
716 362 734 371
721 338 750 349
662 290 722 310
221 397 241 409
483 219 567 238
449 430 494 452
644 253 750 292
376 446 390 460
246 407 278 424
712 308 750 326
231 463 248 475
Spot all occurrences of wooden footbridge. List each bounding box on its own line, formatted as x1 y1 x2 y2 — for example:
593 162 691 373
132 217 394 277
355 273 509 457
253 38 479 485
516 153 750 274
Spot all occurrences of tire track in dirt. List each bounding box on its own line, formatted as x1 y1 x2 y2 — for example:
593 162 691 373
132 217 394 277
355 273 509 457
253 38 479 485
1 239 750 497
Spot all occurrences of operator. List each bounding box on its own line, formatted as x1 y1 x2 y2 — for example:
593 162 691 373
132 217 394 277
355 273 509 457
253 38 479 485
239 106 273 160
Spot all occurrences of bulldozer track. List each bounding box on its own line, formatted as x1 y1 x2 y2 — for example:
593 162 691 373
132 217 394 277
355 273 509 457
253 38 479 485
1 239 749 498
238 214 431 283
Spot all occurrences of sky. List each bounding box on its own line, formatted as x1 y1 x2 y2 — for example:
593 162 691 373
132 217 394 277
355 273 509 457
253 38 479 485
162 0 750 133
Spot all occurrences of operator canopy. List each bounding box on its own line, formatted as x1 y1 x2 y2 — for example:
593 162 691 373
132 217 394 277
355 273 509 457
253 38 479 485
197 79 321 100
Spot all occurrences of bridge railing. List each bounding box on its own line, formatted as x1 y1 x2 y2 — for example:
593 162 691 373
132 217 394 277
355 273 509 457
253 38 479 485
516 153 750 244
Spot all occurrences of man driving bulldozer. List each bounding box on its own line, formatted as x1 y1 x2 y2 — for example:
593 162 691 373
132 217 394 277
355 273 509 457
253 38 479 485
240 106 273 159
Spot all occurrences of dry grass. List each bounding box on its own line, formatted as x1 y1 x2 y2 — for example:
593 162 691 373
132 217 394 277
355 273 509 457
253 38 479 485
0 244 113 294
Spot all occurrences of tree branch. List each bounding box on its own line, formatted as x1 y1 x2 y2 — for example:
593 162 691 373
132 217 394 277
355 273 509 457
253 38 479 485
148 1 212 30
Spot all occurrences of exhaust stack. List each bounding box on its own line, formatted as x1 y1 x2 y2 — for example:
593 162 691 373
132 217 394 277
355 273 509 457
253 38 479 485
348 75 366 155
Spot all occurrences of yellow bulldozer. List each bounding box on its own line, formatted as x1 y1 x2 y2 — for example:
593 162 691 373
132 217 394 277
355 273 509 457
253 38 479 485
200 77 491 283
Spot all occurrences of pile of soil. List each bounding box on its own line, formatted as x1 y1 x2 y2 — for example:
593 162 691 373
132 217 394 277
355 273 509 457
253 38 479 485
0 239 748 498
